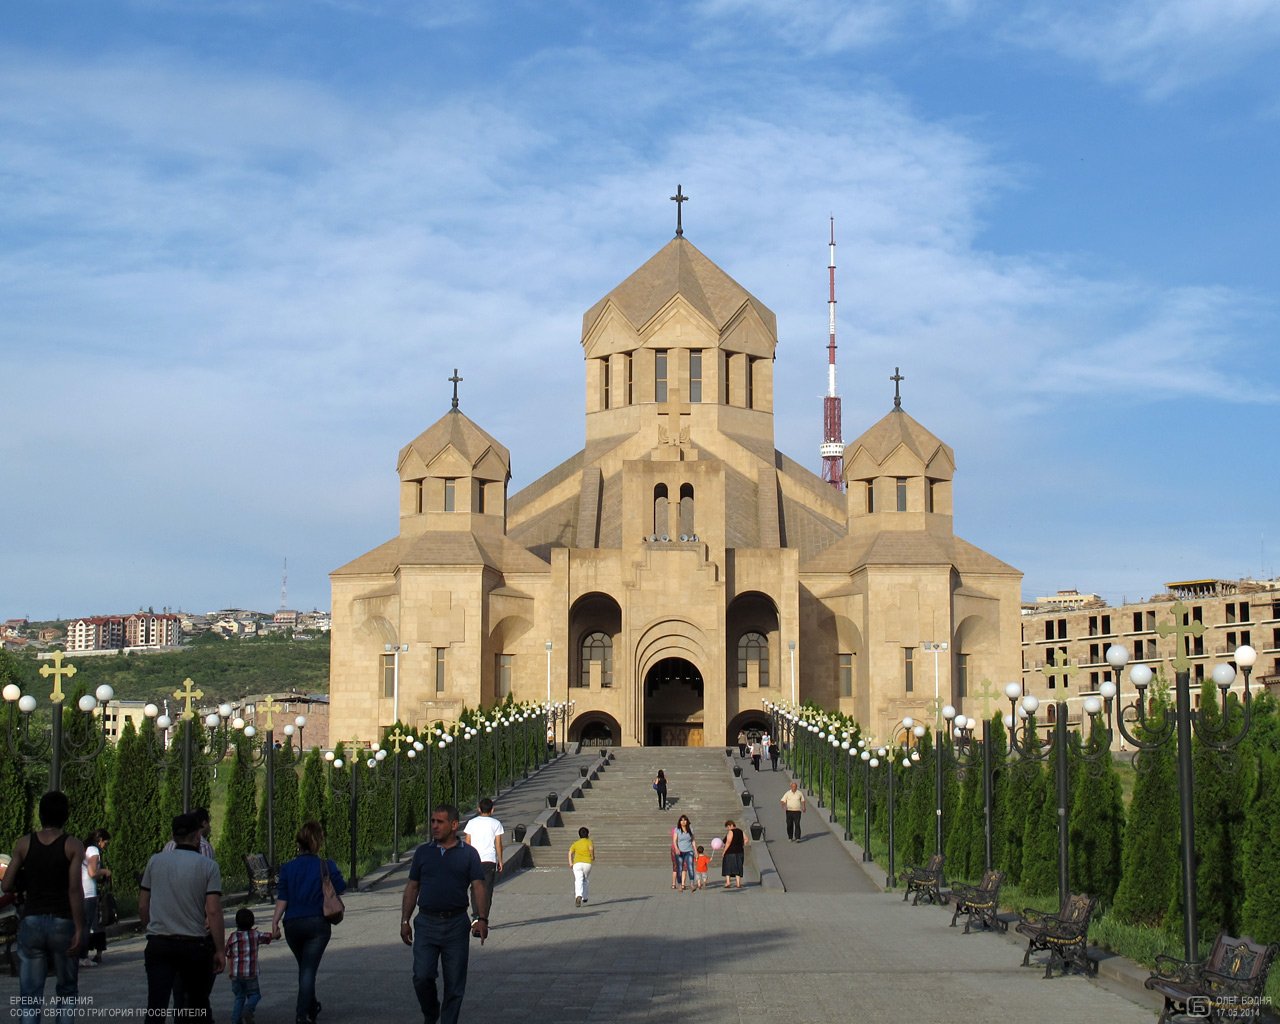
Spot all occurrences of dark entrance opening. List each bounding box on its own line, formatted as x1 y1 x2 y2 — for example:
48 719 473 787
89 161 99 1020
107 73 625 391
644 657 705 746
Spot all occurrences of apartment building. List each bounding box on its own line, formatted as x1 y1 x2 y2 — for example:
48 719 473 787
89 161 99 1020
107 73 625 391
65 612 181 652
1013 579 1280 737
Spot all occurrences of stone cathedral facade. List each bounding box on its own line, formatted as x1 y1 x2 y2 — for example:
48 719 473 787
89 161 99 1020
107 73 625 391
329 234 1023 747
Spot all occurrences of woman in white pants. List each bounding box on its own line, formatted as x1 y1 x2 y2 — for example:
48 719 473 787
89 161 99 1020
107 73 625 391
569 827 595 907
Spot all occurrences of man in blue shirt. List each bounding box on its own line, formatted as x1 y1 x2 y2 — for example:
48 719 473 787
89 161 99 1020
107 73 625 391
400 804 488 1024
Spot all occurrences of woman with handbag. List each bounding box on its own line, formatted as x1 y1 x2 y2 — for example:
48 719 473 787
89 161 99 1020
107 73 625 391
80 828 111 967
271 821 347 1024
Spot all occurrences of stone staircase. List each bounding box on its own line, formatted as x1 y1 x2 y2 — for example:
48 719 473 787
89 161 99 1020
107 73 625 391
543 747 746 867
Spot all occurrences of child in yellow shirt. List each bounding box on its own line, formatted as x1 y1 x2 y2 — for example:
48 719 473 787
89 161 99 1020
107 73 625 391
568 827 594 907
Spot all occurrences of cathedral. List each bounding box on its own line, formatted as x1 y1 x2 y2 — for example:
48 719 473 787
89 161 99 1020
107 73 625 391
329 227 1023 748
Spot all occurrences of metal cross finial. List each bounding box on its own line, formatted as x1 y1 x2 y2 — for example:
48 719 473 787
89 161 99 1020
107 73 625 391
173 678 205 720
39 650 77 704
257 694 281 731
387 725 410 754
891 367 905 410
1155 601 1206 673
449 369 463 411
1040 654 1075 690
971 679 1003 721
670 185 689 237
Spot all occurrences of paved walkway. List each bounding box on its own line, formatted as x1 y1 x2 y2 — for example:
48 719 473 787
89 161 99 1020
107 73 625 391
1 750 1166 1023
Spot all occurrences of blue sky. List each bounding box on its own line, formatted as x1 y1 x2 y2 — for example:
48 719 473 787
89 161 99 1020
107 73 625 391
3 0 1278 620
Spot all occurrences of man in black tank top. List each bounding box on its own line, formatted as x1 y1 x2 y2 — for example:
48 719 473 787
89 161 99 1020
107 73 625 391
2 790 86 1018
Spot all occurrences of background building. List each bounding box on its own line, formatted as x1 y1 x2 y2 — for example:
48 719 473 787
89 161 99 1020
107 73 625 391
330 232 1024 747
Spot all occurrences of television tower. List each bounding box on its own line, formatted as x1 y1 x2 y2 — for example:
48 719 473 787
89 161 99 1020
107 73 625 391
820 217 845 490
279 558 288 611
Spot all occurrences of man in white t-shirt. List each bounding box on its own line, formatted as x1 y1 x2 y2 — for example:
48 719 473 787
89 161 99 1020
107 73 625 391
462 799 504 923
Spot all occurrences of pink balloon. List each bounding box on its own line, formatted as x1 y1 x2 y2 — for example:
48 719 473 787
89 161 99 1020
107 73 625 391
711 838 724 850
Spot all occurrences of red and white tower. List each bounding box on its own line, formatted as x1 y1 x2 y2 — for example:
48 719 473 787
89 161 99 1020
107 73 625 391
820 217 845 490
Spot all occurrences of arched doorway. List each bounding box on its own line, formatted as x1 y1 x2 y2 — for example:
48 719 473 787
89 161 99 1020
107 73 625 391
726 710 770 746
644 657 704 746
572 712 621 748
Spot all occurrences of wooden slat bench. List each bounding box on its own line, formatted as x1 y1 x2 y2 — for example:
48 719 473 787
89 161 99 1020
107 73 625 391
949 869 1006 933
902 853 947 906
1015 892 1097 978
1146 932 1277 1024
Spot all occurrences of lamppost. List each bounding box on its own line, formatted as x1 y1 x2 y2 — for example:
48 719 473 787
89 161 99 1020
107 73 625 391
883 719 924 887
384 725 415 862
325 740 377 889
549 700 576 754
3 651 115 792
384 642 408 725
145 679 234 812
545 640 553 704
1003 681 1111 910
284 714 308 755
788 640 797 705
944 710 996 873
238 694 284 871
1105 621 1257 963
827 731 841 822
922 640 950 728
840 732 855 839
857 742 878 860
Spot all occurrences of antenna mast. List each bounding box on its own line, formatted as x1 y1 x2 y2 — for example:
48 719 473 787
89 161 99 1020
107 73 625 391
820 217 845 490
279 558 288 611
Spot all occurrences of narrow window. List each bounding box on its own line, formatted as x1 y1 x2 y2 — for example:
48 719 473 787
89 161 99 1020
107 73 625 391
655 350 668 403
653 484 669 538
1057 618 1067 640
1241 602 1251 623
904 647 915 692
1226 603 1237 625
1044 620 1054 642
1133 611 1142 632
895 477 908 512
381 654 396 699
416 480 424 514
925 479 935 513
602 358 611 409
746 357 755 408
839 654 853 697
738 633 768 687
476 483 486 515
1088 615 1098 637
625 352 633 405
1102 614 1111 635
580 632 612 688
955 653 968 699
434 648 446 694
443 479 456 512
865 480 874 513
496 654 512 698
689 350 703 403
720 351 729 404
678 483 694 537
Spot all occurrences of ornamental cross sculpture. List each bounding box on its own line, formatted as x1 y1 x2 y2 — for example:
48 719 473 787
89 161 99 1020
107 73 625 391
386 726 410 754
658 382 691 446
38 650 77 704
891 367 905 410
257 694 281 731
1041 653 1075 690
449 368 463 410
670 184 689 237
1155 600 1205 673
970 678 1002 720
173 677 204 720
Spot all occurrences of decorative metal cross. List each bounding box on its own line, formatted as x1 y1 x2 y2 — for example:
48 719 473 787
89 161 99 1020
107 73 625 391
970 678 1003 720
386 726 410 754
449 368 463 411
1155 600 1205 673
891 367 905 410
343 736 365 760
670 185 689 237
38 650 77 704
257 694 281 731
1040 653 1075 690
173 678 204 720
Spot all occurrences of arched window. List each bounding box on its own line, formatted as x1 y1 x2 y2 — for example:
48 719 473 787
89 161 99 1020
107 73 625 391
580 632 613 688
679 483 695 538
738 632 768 688
653 484 669 538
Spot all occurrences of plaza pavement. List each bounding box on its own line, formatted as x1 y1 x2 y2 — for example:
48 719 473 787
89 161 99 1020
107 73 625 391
2 748 1167 1023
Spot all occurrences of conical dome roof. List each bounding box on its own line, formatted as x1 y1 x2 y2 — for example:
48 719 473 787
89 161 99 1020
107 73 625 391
397 409 510 475
845 408 954 471
582 237 776 337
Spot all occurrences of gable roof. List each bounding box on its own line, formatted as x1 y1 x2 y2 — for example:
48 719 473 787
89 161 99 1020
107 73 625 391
397 409 510 476
846 408 953 468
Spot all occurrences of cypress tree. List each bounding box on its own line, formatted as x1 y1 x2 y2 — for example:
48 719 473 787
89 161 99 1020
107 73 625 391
947 742 983 882
1112 692 1179 927
1069 717 1125 906
998 720 1043 885
298 747 326 831
902 732 933 867
256 742 300 864
109 718 166 899
1018 721 1057 898
219 733 257 891
60 688 109 838
0 652 33 851
1241 694 1280 943
987 717 1009 875
324 744 353 878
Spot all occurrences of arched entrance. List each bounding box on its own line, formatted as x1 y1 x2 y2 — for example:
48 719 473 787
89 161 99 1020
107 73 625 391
726 710 770 746
571 712 621 748
644 657 704 746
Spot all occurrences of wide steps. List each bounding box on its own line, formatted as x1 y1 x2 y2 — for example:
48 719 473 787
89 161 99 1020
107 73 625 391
545 749 747 867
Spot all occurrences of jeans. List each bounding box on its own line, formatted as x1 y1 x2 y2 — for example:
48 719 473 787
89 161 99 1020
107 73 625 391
655 788 667 810
412 912 471 1024
572 862 592 900
786 809 803 840
144 934 216 1019
16 914 78 1024
80 898 98 959
284 915 331 1023
231 977 262 1023
674 850 694 886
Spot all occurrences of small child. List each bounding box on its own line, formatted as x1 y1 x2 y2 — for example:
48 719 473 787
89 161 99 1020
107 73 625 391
694 845 711 890
226 907 273 1024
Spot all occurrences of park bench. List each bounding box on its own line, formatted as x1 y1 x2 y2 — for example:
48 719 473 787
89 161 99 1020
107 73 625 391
244 853 275 903
1145 932 1277 1024
902 853 946 906
1015 891 1097 978
949 869 1006 933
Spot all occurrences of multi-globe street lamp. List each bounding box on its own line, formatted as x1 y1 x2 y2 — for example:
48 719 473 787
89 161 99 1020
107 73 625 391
144 679 234 812
1105 615 1257 962
3 651 114 792
549 700 576 754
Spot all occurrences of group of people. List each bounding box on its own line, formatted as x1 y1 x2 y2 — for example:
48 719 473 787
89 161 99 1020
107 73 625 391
669 814 748 891
735 730 780 771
